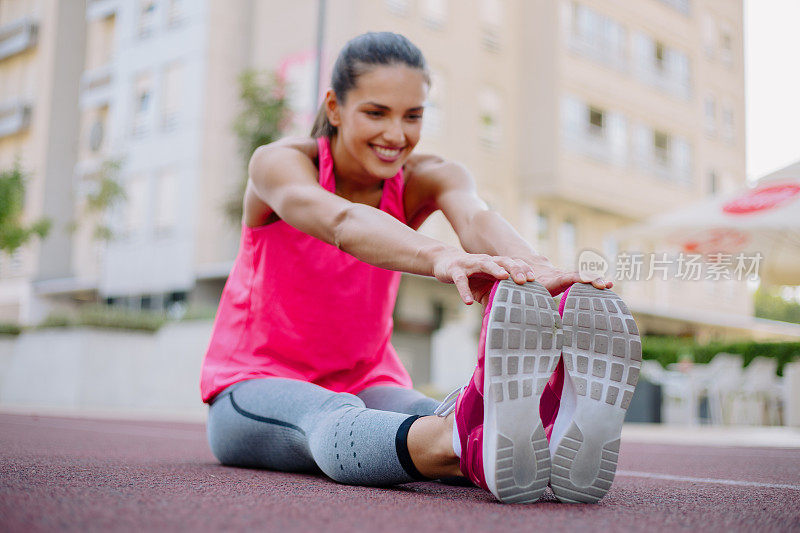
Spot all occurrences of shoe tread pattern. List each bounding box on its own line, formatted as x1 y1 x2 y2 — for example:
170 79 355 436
485 280 561 503
551 284 641 504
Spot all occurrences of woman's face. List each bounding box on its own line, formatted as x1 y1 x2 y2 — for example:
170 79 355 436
327 64 428 181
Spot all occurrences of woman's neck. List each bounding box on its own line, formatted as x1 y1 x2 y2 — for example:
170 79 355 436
328 135 384 197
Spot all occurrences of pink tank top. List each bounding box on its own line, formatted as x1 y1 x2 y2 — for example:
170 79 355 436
200 137 413 402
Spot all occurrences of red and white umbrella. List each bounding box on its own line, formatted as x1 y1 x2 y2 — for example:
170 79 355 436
620 179 800 285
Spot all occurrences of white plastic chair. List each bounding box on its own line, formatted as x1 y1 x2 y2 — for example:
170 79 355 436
700 353 744 425
643 360 698 425
737 357 782 426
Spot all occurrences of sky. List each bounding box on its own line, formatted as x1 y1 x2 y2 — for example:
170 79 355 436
744 0 800 180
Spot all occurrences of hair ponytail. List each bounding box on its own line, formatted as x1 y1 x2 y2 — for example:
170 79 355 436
310 103 336 138
308 32 429 138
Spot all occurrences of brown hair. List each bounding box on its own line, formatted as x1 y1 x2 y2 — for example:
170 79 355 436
310 32 430 138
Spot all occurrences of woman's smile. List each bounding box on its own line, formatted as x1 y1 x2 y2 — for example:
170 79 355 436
370 144 405 162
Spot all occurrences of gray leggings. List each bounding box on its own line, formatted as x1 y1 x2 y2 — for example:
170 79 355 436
207 378 440 486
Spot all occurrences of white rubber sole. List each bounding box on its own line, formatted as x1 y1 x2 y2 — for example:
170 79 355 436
482 279 563 504
549 284 642 504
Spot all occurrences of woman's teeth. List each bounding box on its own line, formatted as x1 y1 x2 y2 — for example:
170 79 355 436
373 146 402 158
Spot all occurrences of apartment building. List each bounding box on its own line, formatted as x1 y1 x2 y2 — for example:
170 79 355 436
0 0 85 322
0 0 754 385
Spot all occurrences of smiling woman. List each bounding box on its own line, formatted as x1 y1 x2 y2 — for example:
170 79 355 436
200 31 632 505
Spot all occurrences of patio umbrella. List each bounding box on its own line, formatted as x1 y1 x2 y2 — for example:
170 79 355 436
618 178 800 285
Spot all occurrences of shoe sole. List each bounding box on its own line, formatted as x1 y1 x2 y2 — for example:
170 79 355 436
549 284 642 504
483 279 563 504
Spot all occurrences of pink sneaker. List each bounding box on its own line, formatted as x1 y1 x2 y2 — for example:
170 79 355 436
546 283 642 503
436 279 563 503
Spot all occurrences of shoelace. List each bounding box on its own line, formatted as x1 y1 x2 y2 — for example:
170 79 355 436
433 386 464 417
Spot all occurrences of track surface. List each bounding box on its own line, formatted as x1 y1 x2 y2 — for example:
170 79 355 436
1 413 798 532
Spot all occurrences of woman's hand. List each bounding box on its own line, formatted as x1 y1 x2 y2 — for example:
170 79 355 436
432 250 536 305
513 255 612 296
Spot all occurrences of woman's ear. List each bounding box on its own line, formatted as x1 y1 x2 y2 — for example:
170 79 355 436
324 89 341 127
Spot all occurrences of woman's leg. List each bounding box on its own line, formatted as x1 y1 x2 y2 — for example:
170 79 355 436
356 385 440 415
207 377 459 485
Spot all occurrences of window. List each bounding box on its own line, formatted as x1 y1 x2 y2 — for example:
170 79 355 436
702 15 715 57
562 96 627 165
559 220 577 269
653 130 670 165
708 170 718 195
673 137 692 184
537 212 550 243
567 2 627 69
166 0 186 27
562 95 583 135
161 62 183 131
634 123 691 183
86 14 116 70
658 0 690 15
633 33 690 98
478 87 501 147
132 72 153 137
721 104 734 143
154 169 178 236
654 41 666 69
385 0 410 16
422 69 445 138
481 0 503 51
9 249 23 276
704 95 716 135
421 0 447 29
124 174 149 238
719 24 733 65
137 0 157 38
607 112 627 164
88 107 108 152
588 106 604 133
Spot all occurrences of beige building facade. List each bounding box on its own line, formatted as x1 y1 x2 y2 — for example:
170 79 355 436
1 0 775 385
0 0 85 322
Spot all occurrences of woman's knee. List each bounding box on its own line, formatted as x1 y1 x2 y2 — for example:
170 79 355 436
206 392 316 471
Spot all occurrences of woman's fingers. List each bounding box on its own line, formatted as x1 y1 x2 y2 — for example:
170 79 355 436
452 271 474 305
490 256 531 284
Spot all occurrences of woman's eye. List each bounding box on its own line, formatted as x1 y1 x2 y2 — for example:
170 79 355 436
406 114 423 120
365 110 383 117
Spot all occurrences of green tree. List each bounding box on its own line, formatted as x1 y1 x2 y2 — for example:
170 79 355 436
68 159 126 241
754 286 800 324
0 164 51 254
226 70 290 225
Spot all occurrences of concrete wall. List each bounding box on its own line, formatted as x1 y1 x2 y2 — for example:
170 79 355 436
0 320 438 419
0 321 213 420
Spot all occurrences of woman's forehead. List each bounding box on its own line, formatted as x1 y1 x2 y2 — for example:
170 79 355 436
347 65 428 107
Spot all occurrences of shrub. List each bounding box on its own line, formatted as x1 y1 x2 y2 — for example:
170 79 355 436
642 335 800 376
39 306 166 333
0 322 21 336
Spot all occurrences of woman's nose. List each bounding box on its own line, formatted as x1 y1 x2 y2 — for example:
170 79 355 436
384 119 405 145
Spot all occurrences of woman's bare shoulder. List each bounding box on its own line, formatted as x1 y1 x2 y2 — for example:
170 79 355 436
404 152 447 180
254 136 319 162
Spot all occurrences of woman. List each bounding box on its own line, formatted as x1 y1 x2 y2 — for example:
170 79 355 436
201 32 640 504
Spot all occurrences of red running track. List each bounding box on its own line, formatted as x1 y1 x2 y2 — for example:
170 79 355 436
1 413 798 532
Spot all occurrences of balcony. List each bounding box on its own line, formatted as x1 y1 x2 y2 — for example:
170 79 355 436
86 0 119 21
658 0 690 16
0 100 32 139
567 33 628 73
80 64 114 109
634 63 691 101
634 152 692 186
563 124 627 167
0 17 38 61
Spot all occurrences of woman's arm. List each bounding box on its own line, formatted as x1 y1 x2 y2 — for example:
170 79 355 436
247 143 530 304
405 155 611 296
